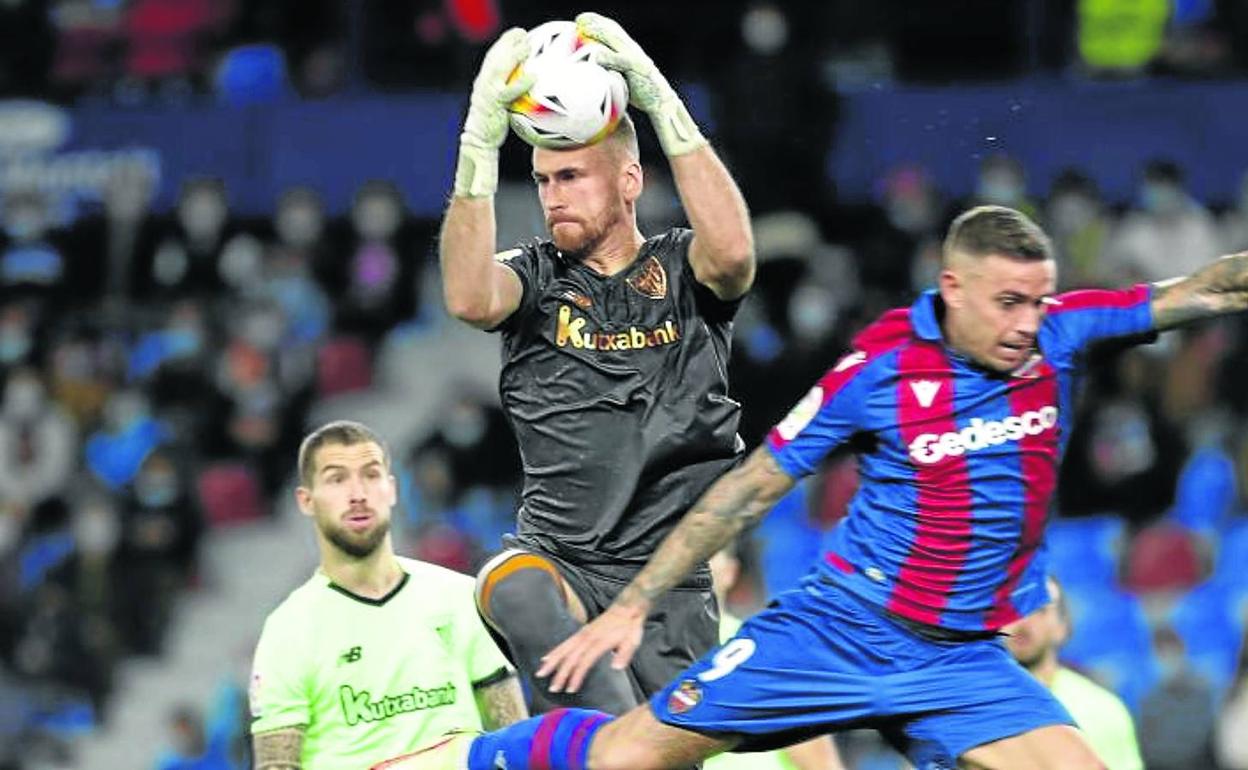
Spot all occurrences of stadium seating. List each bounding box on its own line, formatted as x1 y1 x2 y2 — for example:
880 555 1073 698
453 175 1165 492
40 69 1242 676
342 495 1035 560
1046 515 1124 587
1168 580 1247 702
1168 444 1238 533
196 463 265 528
1060 584 1157 712
316 336 374 397
1123 524 1205 593
1215 520 1248 587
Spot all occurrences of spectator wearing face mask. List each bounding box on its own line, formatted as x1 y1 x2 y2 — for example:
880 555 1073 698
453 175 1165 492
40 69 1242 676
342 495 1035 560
970 154 1040 222
0 367 76 514
1058 349 1185 525
853 164 945 300
1137 626 1219 770
330 180 423 345
1045 169 1115 289
1104 158 1221 283
259 188 332 368
0 302 38 370
114 448 200 655
141 177 262 305
62 160 161 317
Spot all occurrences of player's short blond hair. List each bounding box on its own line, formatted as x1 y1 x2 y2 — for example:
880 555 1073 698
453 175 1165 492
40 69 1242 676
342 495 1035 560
297 420 391 487
604 112 640 162
943 205 1052 266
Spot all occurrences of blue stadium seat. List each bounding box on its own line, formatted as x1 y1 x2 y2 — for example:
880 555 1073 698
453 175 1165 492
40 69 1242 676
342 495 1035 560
214 44 288 105
1168 445 1237 534
1215 520 1248 587
1169 580 1248 702
757 480 821 598
1046 515 1124 587
1060 584 1156 712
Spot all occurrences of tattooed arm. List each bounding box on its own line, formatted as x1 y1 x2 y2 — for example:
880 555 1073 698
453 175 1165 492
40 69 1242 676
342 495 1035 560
473 672 528 729
253 726 305 769
614 446 793 609
536 447 796 693
1152 252 1248 331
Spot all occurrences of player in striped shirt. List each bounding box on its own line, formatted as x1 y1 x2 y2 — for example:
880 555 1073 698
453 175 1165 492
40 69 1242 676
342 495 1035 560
380 205 1248 769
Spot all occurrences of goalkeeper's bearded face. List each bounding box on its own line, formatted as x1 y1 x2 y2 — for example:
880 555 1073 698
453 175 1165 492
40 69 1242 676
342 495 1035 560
533 139 640 260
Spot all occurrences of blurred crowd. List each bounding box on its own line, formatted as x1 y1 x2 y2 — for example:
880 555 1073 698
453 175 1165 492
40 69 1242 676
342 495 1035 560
5 0 1248 104
0 166 443 768
0 1 1247 769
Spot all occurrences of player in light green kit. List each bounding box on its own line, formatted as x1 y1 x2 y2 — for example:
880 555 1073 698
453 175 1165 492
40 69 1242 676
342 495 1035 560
1003 576 1143 770
250 420 527 769
706 541 846 770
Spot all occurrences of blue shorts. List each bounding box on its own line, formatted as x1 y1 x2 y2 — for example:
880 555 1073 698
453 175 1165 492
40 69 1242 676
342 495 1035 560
651 577 1073 769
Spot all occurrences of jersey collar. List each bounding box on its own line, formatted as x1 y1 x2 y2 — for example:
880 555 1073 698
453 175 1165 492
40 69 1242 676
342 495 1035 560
324 569 410 607
910 290 945 342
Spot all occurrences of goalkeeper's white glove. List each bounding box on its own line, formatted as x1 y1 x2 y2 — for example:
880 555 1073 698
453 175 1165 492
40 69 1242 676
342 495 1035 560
575 11 708 158
455 28 535 197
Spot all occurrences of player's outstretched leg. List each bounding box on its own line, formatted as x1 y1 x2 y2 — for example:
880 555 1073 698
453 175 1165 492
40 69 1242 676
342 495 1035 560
476 550 640 714
368 730 479 769
959 724 1106 770
374 705 732 770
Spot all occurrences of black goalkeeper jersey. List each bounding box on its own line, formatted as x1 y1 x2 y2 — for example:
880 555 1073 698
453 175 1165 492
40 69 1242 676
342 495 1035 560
493 228 745 569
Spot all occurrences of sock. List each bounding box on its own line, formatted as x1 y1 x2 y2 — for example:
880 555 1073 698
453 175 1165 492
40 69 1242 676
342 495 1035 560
467 708 612 770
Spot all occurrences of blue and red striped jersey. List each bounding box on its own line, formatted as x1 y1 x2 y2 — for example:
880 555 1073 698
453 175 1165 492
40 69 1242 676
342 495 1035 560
766 286 1154 631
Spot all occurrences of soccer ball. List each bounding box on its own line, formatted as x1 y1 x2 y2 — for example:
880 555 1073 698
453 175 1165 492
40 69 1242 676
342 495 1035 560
507 20 629 149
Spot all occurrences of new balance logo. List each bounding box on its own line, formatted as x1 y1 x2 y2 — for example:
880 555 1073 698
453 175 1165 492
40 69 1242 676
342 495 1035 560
909 380 941 408
908 406 1059 465
340 646 362 664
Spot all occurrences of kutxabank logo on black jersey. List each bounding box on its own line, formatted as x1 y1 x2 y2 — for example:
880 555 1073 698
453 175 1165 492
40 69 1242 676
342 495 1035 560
339 682 457 726
555 305 680 351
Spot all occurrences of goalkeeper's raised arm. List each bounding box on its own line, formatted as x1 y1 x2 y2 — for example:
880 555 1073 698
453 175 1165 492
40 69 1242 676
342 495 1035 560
440 28 533 330
577 12 755 301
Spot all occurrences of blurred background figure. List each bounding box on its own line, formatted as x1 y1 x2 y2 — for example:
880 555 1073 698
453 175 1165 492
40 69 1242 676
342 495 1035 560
154 701 238 770
1217 640 1248 769
1137 625 1219 770
970 154 1038 220
1044 168 1114 289
1104 159 1221 283
333 180 421 346
64 160 159 320
1003 577 1144 770
706 540 847 770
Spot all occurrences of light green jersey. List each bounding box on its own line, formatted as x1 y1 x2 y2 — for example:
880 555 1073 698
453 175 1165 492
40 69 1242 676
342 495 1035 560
250 557 510 770
704 613 797 770
1051 667 1144 770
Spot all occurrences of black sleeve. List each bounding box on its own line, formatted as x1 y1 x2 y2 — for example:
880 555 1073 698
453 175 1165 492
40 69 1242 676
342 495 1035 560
674 229 746 324
488 243 543 334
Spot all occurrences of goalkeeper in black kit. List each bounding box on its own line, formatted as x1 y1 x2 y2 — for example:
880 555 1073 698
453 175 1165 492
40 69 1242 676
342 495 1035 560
440 11 756 719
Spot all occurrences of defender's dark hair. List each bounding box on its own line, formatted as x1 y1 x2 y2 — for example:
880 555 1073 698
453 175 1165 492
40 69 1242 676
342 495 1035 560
297 420 391 487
